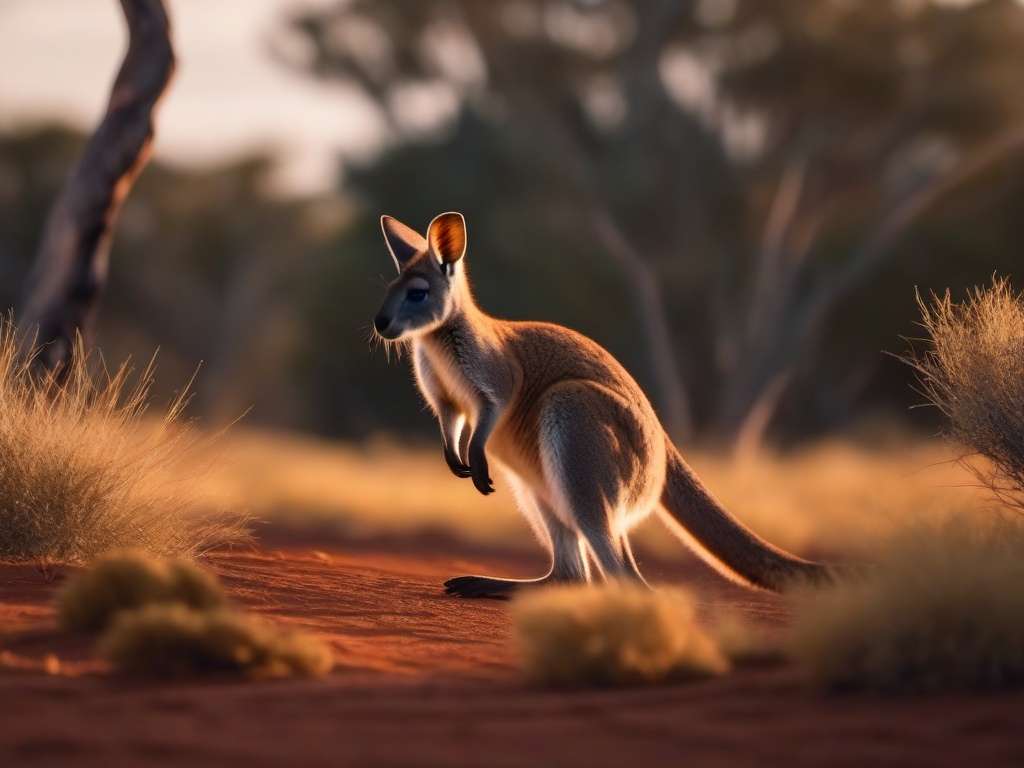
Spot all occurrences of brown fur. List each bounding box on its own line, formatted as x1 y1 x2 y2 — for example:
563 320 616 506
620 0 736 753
374 212 832 597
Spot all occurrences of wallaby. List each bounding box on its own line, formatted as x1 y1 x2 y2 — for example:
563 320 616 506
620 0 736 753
373 212 834 597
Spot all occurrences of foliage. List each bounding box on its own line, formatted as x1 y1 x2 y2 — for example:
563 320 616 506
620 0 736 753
790 516 1024 692
0 127 347 430
0 320 247 564
285 0 1024 445
7 2 1024 444
98 603 334 679
511 583 728 687
56 551 228 634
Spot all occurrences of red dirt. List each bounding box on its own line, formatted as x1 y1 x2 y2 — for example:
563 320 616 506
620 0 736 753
2 537 1024 767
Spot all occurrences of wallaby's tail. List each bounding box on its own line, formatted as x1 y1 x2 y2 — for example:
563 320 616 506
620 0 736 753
659 437 834 592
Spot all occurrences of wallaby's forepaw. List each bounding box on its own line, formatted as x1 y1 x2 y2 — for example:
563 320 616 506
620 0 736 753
443 444 472 478
444 575 516 599
472 473 495 495
468 447 495 495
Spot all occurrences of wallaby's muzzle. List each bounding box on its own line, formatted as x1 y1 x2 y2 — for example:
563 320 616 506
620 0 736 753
373 312 397 339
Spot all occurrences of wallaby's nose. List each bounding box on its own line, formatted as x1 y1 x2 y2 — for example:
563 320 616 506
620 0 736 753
373 313 391 334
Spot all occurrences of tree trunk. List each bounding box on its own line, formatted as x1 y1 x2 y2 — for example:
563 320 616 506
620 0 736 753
19 0 175 382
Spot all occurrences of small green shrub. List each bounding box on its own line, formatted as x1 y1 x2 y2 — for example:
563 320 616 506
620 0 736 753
790 516 1024 692
56 551 227 633
512 583 729 687
98 603 334 679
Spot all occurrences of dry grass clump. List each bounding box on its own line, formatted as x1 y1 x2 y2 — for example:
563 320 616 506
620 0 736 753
908 278 1024 508
790 516 1024 693
0 321 247 563
512 583 728 687
55 551 227 633
98 603 334 679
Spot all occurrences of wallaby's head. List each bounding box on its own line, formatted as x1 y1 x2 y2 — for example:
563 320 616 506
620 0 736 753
374 212 468 341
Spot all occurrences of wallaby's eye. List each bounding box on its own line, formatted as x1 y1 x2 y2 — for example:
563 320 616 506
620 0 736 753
407 288 428 303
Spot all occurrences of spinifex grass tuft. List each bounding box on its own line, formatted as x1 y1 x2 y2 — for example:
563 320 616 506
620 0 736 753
791 516 1024 692
56 551 229 633
99 603 334 679
0 320 247 564
512 583 728 687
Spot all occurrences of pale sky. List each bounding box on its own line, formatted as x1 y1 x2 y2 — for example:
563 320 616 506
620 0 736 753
0 0 386 196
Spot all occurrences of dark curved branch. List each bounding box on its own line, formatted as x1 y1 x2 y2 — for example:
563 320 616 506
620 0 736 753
19 0 175 380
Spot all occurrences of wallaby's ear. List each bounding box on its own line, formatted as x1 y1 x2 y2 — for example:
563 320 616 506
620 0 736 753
426 212 467 270
381 215 427 272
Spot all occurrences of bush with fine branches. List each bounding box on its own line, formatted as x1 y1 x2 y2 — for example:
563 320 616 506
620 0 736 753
907 278 1024 508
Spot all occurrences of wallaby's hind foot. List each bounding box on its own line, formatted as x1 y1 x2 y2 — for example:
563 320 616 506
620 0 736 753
443 572 585 599
443 575 529 599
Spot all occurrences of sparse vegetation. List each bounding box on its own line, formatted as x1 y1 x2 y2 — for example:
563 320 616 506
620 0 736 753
55 551 227 633
98 603 334 679
909 279 1024 510
0 321 247 564
512 583 728 688
200 429 978 561
790 516 1024 692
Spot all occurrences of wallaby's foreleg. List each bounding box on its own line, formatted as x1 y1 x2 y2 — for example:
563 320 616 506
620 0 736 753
466 398 500 495
438 402 470 478
415 349 473 480
458 421 471 466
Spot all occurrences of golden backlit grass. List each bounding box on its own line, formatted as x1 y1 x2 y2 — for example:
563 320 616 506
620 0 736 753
512 584 729 687
56 551 228 633
59 551 334 679
98 603 334 679
199 427 982 562
0 322 247 564
909 278 1024 511
783 280 1024 693
790 515 1024 692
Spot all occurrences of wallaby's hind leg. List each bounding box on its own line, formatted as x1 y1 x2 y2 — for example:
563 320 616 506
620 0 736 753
619 534 649 585
575 520 648 586
540 382 663 588
444 487 591 599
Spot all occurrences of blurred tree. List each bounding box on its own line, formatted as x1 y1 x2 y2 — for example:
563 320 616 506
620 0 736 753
0 126 347 428
280 0 723 444
677 0 1024 452
281 0 1024 450
20 0 174 383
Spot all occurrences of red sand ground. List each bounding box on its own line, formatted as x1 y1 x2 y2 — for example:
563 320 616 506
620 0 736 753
2 535 1024 767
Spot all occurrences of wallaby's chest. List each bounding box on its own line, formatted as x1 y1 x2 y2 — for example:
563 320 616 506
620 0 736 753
415 340 481 413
